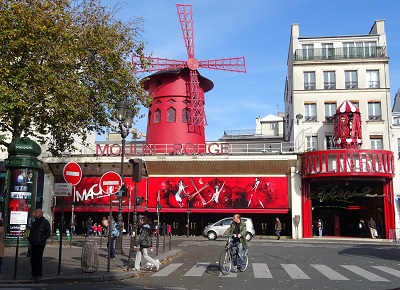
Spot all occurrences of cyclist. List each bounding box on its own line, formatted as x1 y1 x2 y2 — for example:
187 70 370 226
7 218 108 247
224 214 248 271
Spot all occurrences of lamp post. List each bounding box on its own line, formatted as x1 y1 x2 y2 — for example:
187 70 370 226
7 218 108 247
115 100 133 255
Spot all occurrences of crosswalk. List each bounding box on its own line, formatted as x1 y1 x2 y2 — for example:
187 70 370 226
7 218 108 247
151 262 400 282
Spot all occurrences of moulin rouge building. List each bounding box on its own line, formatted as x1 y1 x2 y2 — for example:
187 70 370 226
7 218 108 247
5 11 397 240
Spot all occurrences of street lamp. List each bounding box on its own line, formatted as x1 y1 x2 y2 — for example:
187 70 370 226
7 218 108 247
115 100 133 255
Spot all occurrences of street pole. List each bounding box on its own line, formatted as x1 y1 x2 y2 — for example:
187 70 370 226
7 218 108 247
132 181 138 246
114 100 132 255
187 200 190 238
115 136 125 255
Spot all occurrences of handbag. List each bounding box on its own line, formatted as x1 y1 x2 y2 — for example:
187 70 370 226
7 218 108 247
373 229 378 237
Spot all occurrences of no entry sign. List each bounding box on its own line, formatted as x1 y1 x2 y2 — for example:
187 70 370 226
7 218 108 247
99 171 122 194
63 162 82 185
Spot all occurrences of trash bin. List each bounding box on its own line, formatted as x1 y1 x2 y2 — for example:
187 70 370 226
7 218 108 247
81 240 99 273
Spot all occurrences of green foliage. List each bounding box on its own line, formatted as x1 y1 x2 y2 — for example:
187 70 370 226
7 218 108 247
0 0 149 155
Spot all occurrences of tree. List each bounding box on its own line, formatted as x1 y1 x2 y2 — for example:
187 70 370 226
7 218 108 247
0 0 150 155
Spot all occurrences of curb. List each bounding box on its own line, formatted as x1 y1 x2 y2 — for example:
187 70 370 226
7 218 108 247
2 249 182 284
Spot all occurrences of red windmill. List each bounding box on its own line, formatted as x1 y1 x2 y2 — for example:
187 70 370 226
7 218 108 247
133 4 246 154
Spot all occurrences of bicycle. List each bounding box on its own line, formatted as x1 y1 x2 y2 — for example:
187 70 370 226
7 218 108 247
219 235 249 275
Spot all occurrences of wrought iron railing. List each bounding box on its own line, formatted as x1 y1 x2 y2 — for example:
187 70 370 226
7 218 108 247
295 46 386 61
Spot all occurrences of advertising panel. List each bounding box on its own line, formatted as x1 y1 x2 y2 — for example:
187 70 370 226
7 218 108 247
56 176 288 212
7 168 36 237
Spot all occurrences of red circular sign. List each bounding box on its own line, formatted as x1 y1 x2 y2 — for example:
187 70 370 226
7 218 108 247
99 171 122 194
63 162 82 185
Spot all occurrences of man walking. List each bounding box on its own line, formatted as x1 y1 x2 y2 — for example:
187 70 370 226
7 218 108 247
28 209 50 280
275 217 282 240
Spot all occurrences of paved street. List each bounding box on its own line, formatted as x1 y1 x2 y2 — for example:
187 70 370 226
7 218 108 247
2 236 400 290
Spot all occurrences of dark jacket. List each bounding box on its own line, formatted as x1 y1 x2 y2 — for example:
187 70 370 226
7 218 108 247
224 220 248 250
28 216 50 246
136 223 153 248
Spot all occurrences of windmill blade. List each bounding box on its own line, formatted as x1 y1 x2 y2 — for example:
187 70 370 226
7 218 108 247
188 70 207 127
199 57 247 73
132 55 186 73
176 4 195 58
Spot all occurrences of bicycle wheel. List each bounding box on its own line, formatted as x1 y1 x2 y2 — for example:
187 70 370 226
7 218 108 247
239 250 249 271
219 250 232 275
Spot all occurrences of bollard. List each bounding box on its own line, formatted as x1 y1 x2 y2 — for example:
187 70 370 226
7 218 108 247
66 229 71 241
56 229 60 241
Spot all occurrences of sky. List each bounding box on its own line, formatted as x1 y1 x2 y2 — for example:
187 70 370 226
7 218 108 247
99 0 400 142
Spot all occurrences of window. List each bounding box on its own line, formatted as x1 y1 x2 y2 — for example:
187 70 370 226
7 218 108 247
398 138 400 159
370 137 383 149
322 43 334 59
366 70 380 88
350 101 359 108
301 44 314 60
154 109 161 124
345 71 358 89
364 42 377 57
182 108 190 123
324 102 336 122
323 71 336 89
306 136 317 151
270 123 278 130
304 103 317 122
368 102 382 121
304 72 315 90
343 41 377 58
326 135 336 149
343 42 355 58
167 107 176 122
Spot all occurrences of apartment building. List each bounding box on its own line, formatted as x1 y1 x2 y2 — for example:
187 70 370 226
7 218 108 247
285 20 395 238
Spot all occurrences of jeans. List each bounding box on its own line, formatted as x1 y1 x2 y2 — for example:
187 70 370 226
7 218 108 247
229 238 244 267
318 227 323 237
275 230 281 239
134 247 159 270
107 236 116 258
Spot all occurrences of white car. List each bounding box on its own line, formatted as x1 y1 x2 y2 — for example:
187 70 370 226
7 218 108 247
203 217 255 241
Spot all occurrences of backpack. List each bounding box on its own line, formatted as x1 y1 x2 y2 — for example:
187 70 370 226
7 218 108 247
112 222 119 237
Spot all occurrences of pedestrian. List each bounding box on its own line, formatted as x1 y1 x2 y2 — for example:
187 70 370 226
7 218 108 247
25 213 35 257
368 217 377 239
375 217 383 238
317 219 323 238
167 224 172 236
102 216 109 237
28 209 51 280
93 223 98 236
0 220 4 275
97 224 102 237
85 217 92 238
132 216 160 271
107 216 118 260
70 214 77 236
359 219 367 238
274 217 282 240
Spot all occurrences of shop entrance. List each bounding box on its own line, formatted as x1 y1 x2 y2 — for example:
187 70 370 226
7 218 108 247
310 179 385 238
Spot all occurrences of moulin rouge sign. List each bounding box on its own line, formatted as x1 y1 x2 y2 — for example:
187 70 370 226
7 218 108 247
95 142 229 156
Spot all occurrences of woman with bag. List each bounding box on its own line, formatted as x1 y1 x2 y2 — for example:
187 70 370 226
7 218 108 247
132 216 160 271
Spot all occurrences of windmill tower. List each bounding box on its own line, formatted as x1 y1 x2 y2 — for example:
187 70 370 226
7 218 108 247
134 4 246 154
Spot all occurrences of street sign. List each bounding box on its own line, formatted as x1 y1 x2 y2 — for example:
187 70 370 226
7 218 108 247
54 183 72 196
63 162 82 185
99 171 122 194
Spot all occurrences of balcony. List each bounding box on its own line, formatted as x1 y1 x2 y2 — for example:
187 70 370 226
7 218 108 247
295 46 386 61
368 115 382 121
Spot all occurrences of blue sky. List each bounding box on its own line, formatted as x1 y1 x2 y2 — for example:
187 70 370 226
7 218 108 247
100 0 400 141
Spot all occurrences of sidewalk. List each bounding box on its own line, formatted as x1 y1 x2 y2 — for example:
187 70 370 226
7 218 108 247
1 235 181 284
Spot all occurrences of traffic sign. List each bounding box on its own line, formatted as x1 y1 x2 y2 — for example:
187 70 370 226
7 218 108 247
54 183 72 196
63 162 82 185
99 171 122 194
